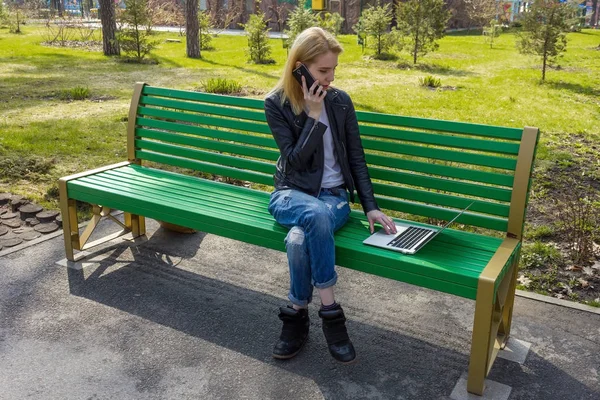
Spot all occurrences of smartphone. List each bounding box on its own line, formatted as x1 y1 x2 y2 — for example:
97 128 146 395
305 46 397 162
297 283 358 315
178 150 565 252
292 64 318 93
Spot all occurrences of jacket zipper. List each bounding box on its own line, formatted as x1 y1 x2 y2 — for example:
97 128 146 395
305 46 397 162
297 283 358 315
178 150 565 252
301 122 318 149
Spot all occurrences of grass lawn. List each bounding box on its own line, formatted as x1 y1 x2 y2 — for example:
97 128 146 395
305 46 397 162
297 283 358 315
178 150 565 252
1 25 599 303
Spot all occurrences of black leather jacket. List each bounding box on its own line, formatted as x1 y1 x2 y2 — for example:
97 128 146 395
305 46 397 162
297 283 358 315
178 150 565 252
264 88 379 214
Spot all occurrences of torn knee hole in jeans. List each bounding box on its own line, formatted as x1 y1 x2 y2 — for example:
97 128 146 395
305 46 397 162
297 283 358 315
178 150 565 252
337 201 347 209
288 227 305 245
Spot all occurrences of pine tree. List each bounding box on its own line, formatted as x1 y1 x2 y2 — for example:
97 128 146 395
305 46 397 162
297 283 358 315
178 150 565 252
360 1 393 57
517 0 570 81
285 0 317 48
241 4 273 64
199 10 214 51
396 0 450 64
118 0 159 62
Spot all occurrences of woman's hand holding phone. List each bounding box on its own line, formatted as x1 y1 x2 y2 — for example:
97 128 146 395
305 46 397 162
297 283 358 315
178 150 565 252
294 63 326 120
301 75 326 121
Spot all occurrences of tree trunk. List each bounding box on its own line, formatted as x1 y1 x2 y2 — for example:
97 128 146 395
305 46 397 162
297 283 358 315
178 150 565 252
592 0 599 27
99 0 120 56
187 0 200 58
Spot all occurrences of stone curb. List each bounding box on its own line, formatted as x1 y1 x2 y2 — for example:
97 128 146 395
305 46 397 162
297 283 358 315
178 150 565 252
516 289 600 315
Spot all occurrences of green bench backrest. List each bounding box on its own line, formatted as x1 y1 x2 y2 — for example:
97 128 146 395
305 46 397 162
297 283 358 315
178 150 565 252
130 84 538 237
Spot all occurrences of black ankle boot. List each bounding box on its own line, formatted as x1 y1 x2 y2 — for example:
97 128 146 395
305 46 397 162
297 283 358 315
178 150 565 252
319 304 356 364
272 306 310 359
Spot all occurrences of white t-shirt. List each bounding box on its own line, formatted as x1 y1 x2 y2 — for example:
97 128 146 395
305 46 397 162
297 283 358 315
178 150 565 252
318 104 344 189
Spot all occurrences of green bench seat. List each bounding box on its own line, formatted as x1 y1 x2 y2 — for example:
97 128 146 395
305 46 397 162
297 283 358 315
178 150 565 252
59 83 539 395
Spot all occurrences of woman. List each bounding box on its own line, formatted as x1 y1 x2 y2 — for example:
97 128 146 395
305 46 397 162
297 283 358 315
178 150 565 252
264 27 396 364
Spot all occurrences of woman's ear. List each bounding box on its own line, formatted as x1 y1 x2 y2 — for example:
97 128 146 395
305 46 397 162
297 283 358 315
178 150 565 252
294 61 301 69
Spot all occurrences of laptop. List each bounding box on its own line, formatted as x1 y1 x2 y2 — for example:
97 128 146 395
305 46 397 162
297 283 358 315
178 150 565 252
363 202 474 255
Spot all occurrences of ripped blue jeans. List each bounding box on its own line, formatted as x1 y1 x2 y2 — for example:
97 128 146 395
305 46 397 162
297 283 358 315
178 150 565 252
268 187 351 307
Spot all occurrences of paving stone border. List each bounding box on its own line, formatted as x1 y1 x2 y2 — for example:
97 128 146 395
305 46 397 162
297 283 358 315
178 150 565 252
0 193 62 250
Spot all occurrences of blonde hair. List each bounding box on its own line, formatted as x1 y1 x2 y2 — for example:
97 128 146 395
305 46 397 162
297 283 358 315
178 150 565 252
268 27 343 115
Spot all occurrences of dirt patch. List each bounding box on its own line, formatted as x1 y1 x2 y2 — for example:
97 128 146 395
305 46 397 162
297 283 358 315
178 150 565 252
41 41 103 52
522 134 600 306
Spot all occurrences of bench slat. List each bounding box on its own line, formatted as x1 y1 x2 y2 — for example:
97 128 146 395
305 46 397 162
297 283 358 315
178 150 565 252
136 140 275 174
371 182 509 217
140 95 267 123
375 196 508 232
362 138 517 170
369 168 512 203
356 110 523 141
359 125 521 155
136 130 279 162
363 155 514 187
137 112 272 136
137 150 274 186
143 86 265 110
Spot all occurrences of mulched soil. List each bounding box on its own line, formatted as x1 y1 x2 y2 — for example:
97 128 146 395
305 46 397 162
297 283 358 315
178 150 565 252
522 134 600 305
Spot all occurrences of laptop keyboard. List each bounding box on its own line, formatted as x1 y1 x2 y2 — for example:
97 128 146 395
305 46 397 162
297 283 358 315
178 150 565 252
387 226 433 249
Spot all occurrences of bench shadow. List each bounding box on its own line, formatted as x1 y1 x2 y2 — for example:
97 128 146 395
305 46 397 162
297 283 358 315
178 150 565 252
65 231 598 399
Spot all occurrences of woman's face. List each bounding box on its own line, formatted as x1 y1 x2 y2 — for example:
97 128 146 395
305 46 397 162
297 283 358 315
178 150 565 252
306 51 338 91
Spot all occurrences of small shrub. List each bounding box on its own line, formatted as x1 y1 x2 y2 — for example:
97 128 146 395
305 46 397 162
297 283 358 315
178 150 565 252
418 75 441 88
521 241 563 270
60 86 90 101
201 78 243 94
553 180 600 264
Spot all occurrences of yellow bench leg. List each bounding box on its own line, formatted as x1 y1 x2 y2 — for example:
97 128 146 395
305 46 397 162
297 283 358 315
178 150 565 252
124 213 146 237
467 255 518 395
60 198 80 262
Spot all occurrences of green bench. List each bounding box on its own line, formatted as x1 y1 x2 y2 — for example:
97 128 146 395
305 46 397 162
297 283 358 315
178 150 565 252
59 83 539 395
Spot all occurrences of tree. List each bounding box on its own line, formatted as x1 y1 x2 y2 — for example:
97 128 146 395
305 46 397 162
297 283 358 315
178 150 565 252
5 0 44 33
241 3 273 64
99 0 120 55
267 2 290 49
0 2 6 26
483 19 501 49
317 12 344 36
463 0 498 30
396 0 450 64
186 0 200 58
360 1 393 57
285 0 317 47
517 0 570 82
198 10 214 50
118 0 159 62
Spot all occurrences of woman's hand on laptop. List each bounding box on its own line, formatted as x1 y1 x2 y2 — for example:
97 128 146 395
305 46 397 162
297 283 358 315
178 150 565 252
367 210 397 235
